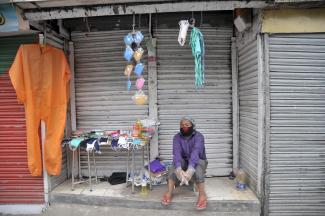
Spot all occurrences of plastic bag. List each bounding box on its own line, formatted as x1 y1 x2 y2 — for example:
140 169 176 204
136 77 145 90
124 33 134 46
132 90 148 105
124 64 134 77
124 46 134 62
134 62 144 76
134 31 144 45
133 47 144 62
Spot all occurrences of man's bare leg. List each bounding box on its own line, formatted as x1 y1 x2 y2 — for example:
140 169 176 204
196 182 207 209
162 178 176 205
166 178 175 197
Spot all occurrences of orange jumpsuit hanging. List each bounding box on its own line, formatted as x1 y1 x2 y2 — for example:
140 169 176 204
9 44 71 177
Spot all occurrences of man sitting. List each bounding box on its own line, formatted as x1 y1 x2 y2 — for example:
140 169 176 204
162 117 208 210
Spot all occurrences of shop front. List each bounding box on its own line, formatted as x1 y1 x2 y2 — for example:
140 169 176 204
2 1 325 216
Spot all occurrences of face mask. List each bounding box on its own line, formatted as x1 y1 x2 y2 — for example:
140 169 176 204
180 126 194 136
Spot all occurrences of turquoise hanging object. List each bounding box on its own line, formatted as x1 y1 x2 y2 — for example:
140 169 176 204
127 79 132 91
189 27 205 87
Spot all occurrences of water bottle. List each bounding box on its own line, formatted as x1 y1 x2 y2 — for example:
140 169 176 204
140 180 148 197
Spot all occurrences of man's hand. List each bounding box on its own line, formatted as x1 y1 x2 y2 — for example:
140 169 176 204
184 166 195 182
180 170 189 186
175 167 183 182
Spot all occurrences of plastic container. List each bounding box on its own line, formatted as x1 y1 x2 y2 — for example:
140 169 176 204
140 180 148 197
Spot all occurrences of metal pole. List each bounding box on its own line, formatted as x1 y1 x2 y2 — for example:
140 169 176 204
71 150 75 191
132 148 135 193
78 147 81 179
92 150 98 183
126 148 130 187
147 143 152 190
87 151 92 191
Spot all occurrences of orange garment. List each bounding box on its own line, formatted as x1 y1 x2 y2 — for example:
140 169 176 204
9 44 71 176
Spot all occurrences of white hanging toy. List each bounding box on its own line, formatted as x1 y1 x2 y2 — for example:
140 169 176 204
178 20 190 46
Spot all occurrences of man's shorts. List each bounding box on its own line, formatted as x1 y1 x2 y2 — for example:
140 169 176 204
168 159 208 185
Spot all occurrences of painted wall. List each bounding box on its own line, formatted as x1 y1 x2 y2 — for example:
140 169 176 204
262 8 325 33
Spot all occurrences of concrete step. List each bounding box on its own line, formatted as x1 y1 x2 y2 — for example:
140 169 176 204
43 203 259 216
49 177 260 216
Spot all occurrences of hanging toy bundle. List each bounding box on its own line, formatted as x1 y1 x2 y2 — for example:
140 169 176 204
178 18 205 88
123 17 148 105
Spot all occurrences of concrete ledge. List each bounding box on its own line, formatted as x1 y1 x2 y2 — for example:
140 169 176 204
50 193 260 213
49 178 260 215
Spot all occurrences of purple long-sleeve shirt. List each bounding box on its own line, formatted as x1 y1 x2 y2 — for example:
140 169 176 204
173 130 207 169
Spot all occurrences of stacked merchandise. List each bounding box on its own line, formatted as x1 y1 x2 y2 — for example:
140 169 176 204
147 159 168 185
62 119 157 152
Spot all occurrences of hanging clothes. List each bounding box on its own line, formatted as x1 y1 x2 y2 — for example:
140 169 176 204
189 27 205 87
9 44 71 176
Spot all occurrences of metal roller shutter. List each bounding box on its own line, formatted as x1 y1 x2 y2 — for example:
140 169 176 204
0 35 44 204
268 33 325 216
238 39 258 193
155 24 233 176
72 30 149 176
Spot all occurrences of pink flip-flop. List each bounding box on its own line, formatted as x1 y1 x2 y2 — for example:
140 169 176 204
161 193 172 206
196 196 207 210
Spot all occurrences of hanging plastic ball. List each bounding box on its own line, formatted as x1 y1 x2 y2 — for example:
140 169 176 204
136 77 145 90
134 31 144 45
134 63 144 76
134 47 144 62
124 34 134 46
124 46 134 62
127 79 132 91
124 64 134 77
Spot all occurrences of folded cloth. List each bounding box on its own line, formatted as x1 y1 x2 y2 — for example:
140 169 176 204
70 138 83 150
148 159 166 174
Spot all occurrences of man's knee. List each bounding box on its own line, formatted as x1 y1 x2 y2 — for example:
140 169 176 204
194 160 208 183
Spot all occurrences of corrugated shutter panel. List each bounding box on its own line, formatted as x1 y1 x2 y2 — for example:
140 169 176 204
0 35 44 204
238 40 258 193
155 24 233 176
268 34 325 216
72 30 149 176
46 33 68 190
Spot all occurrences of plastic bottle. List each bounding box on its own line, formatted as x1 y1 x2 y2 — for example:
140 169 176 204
140 180 148 197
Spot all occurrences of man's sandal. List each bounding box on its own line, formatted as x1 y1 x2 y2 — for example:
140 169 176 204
196 196 207 210
162 193 172 206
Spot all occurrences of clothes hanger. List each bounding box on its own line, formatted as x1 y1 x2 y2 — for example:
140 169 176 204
39 23 47 48
189 18 196 28
39 33 45 47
